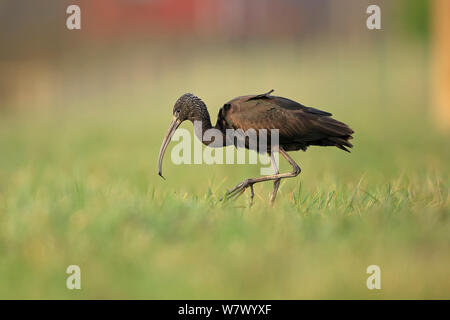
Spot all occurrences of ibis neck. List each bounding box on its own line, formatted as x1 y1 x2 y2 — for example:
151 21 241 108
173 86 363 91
191 104 224 147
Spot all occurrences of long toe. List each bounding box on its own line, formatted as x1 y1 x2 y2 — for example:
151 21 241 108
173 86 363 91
223 180 252 202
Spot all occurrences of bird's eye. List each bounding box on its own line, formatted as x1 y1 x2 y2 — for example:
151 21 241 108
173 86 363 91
175 109 181 115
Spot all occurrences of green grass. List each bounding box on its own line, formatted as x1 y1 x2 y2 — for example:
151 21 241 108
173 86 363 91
0 41 449 299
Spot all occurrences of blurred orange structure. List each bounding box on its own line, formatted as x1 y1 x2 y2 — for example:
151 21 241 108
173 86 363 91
78 0 321 39
432 0 450 130
80 0 201 37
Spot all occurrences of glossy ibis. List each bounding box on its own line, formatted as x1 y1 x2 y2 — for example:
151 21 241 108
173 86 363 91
158 90 354 204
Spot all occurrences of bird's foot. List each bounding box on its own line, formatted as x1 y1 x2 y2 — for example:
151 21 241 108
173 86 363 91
221 179 254 205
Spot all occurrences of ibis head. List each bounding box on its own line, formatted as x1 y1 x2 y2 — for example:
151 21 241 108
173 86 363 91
158 93 208 179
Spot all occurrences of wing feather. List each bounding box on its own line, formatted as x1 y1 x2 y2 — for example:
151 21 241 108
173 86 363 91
217 93 354 152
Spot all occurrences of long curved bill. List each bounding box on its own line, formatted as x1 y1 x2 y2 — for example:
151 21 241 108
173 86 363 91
158 116 181 179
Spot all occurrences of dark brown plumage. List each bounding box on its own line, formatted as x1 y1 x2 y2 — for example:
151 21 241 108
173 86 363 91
216 89 353 153
158 90 354 205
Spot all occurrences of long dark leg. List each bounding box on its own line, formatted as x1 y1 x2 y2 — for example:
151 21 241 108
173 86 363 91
270 152 281 205
223 147 301 203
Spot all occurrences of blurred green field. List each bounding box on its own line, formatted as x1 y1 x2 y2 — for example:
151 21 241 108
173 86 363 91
0 42 449 299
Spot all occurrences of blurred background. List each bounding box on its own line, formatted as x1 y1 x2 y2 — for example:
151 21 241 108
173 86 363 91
0 0 449 299
0 0 445 119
